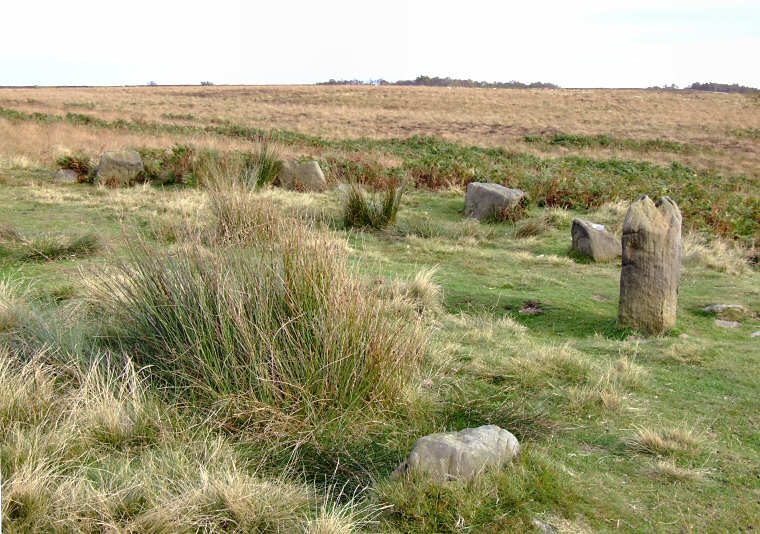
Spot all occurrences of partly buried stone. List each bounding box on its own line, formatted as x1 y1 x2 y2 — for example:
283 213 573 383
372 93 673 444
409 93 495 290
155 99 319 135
392 425 520 482
278 160 326 192
618 196 682 335
703 304 744 314
96 149 144 186
571 218 621 262
715 320 741 329
464 182 526 222
52 168 79 183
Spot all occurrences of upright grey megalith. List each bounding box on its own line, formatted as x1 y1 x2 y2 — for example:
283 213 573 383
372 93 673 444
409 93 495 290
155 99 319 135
617 196 682 334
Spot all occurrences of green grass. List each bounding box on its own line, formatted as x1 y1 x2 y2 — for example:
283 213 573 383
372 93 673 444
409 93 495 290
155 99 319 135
523 132 697 154
1 127 759 532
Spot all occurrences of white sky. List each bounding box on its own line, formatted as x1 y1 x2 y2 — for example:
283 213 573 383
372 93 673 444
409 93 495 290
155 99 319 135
1 0 758 88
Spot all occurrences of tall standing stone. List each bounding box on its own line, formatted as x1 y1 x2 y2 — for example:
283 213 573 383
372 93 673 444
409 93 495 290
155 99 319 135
618 196 682 334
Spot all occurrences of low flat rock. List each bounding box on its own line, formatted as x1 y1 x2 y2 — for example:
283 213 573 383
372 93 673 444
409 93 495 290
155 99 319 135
278 160 326 192
571 218 621 262
52 168 79 183
393 425 520 481
703 304 744 313
464 182 525 222
715 320 741 329
750 331 760 338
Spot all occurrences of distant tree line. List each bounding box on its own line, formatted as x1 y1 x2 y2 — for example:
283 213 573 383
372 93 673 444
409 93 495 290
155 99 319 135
686 82 759 94
317 76 559 89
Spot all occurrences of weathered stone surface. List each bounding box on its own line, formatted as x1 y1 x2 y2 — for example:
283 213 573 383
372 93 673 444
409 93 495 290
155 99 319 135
703 304 744 314
715 320 741 329
278 160 326 192
392 425 520 481
96 149 144 186
52 169 79 183
750 331 760 338
571 218 621 262
617 196 682 335
464 182 525 222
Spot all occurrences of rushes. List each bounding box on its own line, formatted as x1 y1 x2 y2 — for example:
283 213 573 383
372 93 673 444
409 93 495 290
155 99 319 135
91 196 426 422
342 181 405 230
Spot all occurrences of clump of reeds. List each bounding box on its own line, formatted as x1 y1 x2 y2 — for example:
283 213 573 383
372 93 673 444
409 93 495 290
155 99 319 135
342 182 405 230
90 195 426 425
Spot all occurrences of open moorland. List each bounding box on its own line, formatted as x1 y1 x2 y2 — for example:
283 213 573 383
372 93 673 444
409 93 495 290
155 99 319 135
1 85 759 533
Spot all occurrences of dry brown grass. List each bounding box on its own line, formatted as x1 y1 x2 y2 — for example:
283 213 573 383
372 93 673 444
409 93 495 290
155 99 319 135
1 85 758 176
645 459 706 483
624 425 703 457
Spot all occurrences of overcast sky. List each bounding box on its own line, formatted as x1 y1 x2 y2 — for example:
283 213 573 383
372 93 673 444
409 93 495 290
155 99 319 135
2 0 758 88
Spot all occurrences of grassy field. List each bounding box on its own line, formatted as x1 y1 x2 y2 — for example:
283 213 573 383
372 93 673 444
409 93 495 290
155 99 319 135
1 86 759 533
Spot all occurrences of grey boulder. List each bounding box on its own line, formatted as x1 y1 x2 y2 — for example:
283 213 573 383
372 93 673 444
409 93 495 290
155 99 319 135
571 218 621 262
52 169 79 183
96 149 144 186
464 182 525 222
278 160 326 192
393 425 520 481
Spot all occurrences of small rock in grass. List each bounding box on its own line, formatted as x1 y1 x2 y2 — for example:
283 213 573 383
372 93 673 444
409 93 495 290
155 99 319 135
52 168 79 183
392 425 520 482
715 320 741 329
703 304 744 313
750 331 760 338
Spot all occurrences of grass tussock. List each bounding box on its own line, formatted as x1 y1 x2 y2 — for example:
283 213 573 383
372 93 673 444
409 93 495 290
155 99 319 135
0 224 102 263
206 183 284 245
645 459 706 483
513 207 572 238
90 198 426 425
343 182 405 230
190 136 283 190
624 425 703 457
372 266 443 318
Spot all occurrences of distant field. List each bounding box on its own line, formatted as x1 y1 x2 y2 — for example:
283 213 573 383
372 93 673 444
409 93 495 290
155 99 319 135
1 85 759 177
